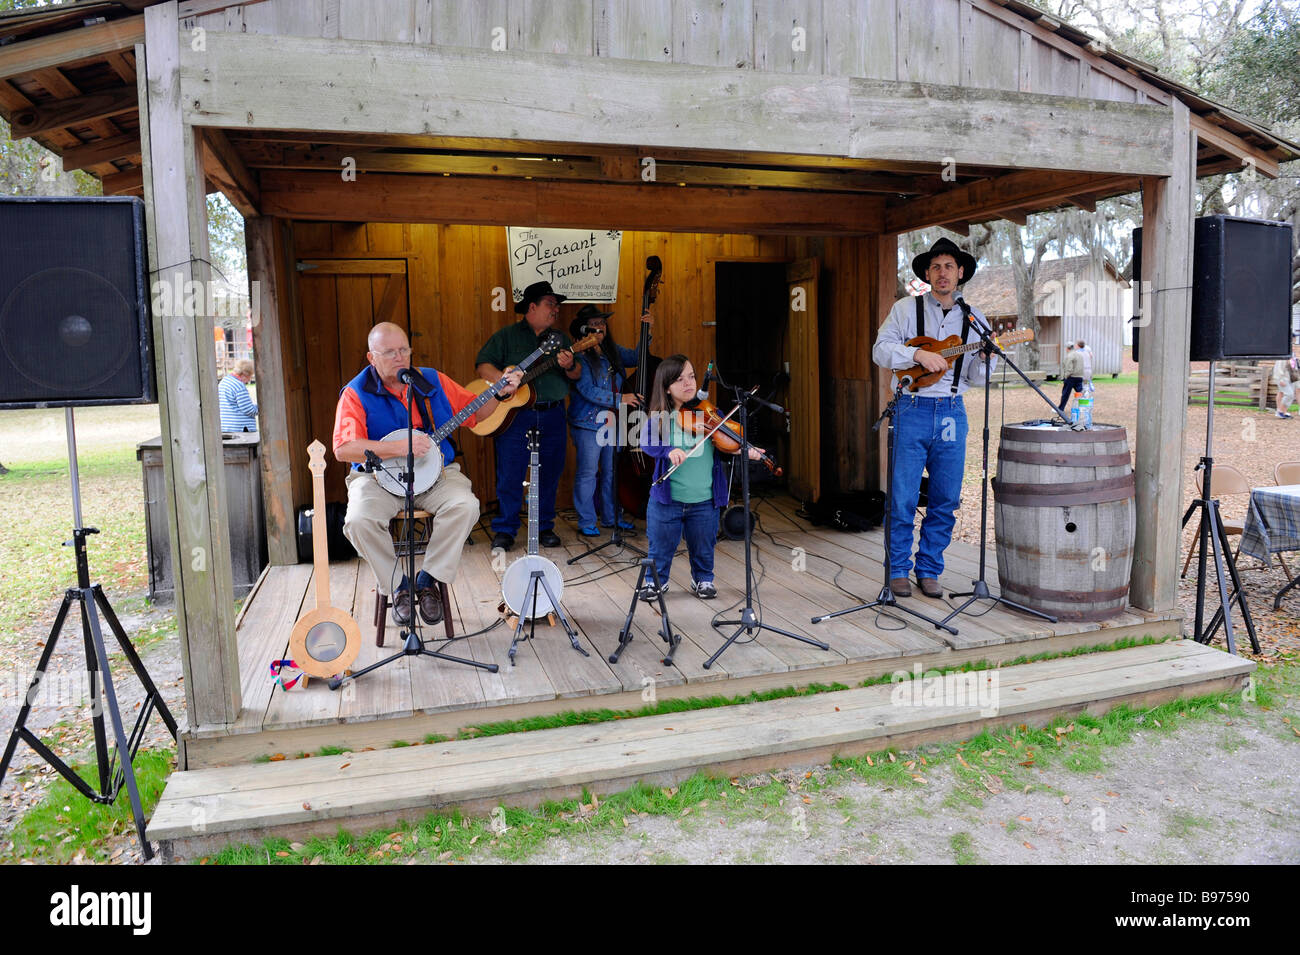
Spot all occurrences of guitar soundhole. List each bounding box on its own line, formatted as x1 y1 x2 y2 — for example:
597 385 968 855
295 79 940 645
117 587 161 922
306 621 347 662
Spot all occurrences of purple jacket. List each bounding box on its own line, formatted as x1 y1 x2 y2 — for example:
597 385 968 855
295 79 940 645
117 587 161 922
638 413 729 507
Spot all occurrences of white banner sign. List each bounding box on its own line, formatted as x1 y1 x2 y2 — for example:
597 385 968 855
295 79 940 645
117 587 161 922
507 227 622 304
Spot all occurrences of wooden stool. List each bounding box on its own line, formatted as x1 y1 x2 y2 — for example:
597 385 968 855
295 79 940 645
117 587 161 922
375 509 454 646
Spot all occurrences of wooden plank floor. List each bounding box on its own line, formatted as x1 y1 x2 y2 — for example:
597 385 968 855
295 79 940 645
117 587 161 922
188 495 1183 765
150 640 1250 854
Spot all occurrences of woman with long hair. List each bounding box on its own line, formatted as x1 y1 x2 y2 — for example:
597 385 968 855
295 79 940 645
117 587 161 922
567 305 642 535
637 354 764 600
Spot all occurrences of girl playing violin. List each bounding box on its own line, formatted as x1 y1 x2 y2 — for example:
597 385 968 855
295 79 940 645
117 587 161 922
638 355 766 601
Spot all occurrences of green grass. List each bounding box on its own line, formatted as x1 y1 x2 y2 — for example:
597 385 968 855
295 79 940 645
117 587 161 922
950 831 978 865
2 748 174 864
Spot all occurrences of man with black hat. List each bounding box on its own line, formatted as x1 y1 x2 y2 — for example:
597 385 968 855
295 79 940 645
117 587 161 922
476 281 581 550
871 237 997 600
567 303 649 536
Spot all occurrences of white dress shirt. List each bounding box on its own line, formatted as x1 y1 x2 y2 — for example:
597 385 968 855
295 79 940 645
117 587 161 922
872 292 998 397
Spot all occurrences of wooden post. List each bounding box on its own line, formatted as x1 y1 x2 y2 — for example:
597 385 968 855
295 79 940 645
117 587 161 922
868 232 898 491
141 1 241 729
1131 100 1195 613
245 216 298 566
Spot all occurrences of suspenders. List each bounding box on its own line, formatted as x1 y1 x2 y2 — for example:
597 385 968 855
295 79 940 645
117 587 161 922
915 295 972 394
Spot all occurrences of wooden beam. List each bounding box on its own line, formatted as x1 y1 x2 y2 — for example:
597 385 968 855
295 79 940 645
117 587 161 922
850 79 1172 176
1189 113 1281 179
236 145 929 195
6 85 137 139
0 15 145 82
885 170 1139 234
1002 208 1030 226
1130 100 1196 613
1067 196 1097 213
181 30 852 157
102 50 137 85
200 127 260 218
61 132 143 171
140 7 242 730
102 167 144 194
868 234 897 491
258 171 883 235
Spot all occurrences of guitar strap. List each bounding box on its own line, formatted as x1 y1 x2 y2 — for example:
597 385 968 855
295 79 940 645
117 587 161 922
916 295 972 394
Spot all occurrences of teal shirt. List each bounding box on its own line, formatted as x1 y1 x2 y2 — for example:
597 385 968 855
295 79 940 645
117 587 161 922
475 320 574 403
668 418 715 504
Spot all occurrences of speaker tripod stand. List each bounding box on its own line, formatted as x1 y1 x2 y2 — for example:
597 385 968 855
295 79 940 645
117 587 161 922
0 409 177 861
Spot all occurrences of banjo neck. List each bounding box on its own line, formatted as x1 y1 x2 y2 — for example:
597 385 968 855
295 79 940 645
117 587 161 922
526 435 540 556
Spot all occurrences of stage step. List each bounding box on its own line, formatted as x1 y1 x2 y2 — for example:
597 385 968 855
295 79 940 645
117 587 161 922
148 640 1251 858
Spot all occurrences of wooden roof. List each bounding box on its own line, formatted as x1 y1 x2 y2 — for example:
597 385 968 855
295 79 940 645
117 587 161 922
1 0 1294 213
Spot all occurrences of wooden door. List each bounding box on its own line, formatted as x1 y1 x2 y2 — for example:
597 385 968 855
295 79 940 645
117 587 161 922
783 258 821 503
295 258 410 502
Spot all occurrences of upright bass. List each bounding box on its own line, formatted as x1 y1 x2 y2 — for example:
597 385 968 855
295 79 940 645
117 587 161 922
616 255 663 519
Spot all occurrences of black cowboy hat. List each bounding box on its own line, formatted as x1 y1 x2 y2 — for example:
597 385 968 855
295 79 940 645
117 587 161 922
911 237 978 285
515 280 567 314
569 303 614 339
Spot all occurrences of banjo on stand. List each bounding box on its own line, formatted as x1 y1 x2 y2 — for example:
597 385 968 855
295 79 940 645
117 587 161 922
500 430 588 664
288 441 362 685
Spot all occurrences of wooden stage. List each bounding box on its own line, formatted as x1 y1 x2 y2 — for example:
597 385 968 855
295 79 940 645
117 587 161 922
181 496 1183 769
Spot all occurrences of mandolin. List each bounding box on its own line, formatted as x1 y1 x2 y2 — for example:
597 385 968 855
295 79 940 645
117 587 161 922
465 330 605 437
898 329 1034 392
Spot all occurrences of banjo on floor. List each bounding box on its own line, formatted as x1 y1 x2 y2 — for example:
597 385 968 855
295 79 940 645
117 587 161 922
501 430 565 620
372 337 560 498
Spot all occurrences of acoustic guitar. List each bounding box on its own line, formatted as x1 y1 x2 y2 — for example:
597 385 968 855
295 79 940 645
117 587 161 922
465 330 604 436
898 329 1034 392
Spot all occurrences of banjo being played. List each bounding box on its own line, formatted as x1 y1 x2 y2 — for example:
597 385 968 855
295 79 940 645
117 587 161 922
371 336 561 497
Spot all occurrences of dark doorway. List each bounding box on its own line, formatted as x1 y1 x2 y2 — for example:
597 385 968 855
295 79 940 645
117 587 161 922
714 261 789 488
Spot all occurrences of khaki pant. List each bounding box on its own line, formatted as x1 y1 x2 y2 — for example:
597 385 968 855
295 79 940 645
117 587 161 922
342 463 479 595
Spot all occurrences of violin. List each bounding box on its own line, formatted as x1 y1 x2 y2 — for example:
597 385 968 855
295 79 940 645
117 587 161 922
677 393 783 477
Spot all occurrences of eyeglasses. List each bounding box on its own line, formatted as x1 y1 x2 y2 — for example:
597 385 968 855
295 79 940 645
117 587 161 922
374 346 412 361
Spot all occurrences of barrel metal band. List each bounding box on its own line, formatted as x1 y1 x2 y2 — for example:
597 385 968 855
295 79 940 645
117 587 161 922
998 582 1131 603
992 472 1134 507
999 448 1132 468
1000 424 1128 444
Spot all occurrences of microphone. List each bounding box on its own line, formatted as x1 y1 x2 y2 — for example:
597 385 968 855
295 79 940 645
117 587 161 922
363 449 382 472
897 374 915 390
694 361 714 403
398 365 436 395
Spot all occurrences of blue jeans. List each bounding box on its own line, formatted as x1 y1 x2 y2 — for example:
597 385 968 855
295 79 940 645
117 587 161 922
571 425 615 528
888 394 967 579
492 403 567 536
647 498 719 587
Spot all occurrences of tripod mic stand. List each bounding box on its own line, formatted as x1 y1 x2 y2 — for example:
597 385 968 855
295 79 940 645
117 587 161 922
942 318 1057 627
1181 361 1259 655
705 375 830 668
811 381 958 635
334 377 499 690
0 408 177 861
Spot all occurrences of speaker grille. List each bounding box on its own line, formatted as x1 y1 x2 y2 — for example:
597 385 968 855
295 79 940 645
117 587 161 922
0 197 152 408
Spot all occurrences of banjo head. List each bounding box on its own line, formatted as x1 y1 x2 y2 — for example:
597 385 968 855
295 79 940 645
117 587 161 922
374 428 443 497
289 605 361 679
501 554 564 619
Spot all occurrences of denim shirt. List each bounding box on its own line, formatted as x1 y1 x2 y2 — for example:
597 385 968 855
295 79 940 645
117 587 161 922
568 344 639 431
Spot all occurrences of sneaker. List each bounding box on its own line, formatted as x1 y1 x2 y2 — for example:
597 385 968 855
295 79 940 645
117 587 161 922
1278 412 1293 419
578 525 601 537
690 579 717 600
638 582 669 602
602 519 636 531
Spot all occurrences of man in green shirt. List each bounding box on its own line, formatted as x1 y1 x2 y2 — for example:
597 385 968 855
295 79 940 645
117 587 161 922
476 281 581 550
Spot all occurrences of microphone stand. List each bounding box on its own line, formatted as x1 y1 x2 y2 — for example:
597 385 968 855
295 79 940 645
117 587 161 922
334 369 498 689
705 368 830 668
942 315 1058 627
811 380 958 635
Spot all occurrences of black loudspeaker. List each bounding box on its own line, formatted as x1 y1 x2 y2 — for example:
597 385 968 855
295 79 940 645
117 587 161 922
0 196 153 408
1132 216 1293 363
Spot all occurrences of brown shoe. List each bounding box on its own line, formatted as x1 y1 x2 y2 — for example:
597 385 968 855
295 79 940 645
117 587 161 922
916 577 943 598
392 589 413 626
889 577 912 597
417 585 443 625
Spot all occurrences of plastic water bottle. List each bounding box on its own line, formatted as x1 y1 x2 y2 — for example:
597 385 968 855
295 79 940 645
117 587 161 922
1077 391 1093 429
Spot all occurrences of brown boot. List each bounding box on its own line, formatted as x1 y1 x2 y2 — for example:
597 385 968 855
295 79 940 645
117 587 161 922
889 577 912 597
916 577 943 598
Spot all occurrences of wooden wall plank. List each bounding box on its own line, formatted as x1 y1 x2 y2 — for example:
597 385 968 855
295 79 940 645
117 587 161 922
964 6 1019 91
339 0 420 42
673 0 754 68
596 0 672 61
429 0 507 47
897 0 960 85
825 0 897 80
754 0 822 74
513 0 593 55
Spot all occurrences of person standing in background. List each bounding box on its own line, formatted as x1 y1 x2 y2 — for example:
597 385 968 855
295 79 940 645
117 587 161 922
219 358 258 432
1059 343 1083 411
1273 346 1299 419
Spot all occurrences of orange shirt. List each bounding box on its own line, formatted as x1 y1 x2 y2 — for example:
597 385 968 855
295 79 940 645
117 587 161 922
332 371 479 453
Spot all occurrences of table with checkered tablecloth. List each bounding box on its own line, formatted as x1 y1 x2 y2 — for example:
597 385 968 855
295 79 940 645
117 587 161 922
1239 484 1300 608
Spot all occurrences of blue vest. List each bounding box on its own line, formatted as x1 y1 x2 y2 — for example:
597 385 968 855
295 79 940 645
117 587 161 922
342 366 456 471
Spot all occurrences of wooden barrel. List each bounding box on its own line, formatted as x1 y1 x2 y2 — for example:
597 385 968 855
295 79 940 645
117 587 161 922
992 423 1135 621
